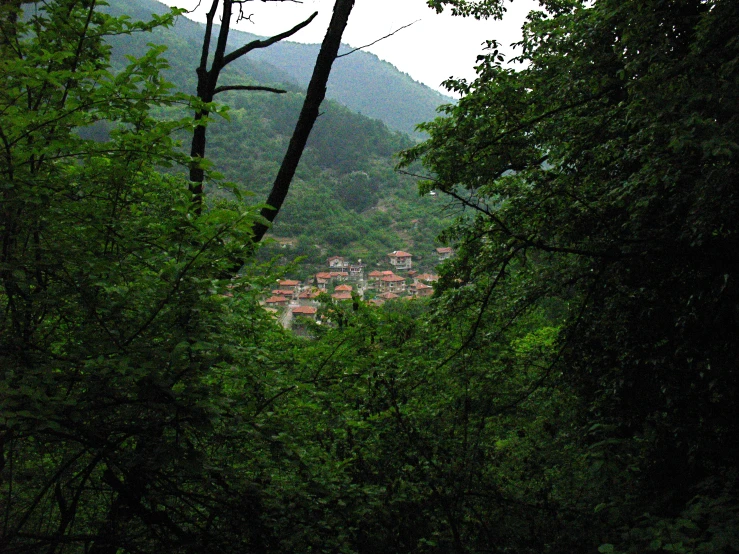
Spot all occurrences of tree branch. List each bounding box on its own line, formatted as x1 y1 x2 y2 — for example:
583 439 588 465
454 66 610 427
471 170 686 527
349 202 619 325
219 11 317 68
251 0 355 243
337 20 418 58
213 84 287 95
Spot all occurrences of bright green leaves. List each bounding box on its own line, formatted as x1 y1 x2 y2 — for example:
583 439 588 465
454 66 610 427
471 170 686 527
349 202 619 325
0 2 286 552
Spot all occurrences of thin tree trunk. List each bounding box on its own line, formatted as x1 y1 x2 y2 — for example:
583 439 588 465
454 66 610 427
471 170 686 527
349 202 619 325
251 0 355 243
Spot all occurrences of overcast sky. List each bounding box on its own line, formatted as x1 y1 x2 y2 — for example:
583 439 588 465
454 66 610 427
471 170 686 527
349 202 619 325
157 0 539 96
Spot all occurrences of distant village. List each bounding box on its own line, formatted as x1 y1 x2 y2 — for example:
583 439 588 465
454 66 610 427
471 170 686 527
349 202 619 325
260 247 454 330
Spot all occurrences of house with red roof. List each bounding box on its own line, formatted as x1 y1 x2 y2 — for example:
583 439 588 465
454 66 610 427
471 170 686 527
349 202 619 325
411 283 434 298
298 290 320 306
278 279 301 290
380 274 406 293
265 296 289 307
436 247 454 261
272 289 295 298
416 273 439 283
292 306 318 318
388 250 412 270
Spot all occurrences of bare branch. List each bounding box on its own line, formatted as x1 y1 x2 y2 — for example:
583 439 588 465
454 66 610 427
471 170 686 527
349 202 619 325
188 0 204 14
337 20 419 58
213 84 287 95
251 0 356 244
219 11 318 68
198 0 221 75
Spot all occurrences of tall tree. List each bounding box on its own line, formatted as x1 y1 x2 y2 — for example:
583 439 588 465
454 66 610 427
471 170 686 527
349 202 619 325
401 0 739 550
0 2 356 552
187 0 356 247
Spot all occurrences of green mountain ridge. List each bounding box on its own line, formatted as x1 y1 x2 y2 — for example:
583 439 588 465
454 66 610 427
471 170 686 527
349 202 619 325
102 0 454 276
106 0 454 136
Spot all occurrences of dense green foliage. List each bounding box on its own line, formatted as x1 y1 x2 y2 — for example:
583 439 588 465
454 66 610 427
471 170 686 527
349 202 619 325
3 0 738 553
0 3 295 551
401 0 739 551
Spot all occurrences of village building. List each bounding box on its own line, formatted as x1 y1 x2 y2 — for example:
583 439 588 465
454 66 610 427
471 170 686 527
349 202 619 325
331 291 353 302
349 260 365 280
436 247 454 261
380 274 406 293
272 289 296 298
416 273 439 283
290 306 319 336
388 250 412 270
314 271 348 289
265 295 289 307
298 290 320 306
278 279 301 291
378 291 400 300
327 256 350 270
412 283 434 298
291 306 318 319
334 284 352 292
314 272 332 289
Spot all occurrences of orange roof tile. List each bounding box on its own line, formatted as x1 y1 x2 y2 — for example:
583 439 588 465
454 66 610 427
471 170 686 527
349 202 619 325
292 306 318 315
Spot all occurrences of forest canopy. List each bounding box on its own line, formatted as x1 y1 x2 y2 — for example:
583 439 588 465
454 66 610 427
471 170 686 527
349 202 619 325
401 0 739 550
1 0 738 553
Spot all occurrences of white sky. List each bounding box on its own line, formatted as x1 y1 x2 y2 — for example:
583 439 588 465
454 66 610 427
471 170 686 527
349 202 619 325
157 0 539 95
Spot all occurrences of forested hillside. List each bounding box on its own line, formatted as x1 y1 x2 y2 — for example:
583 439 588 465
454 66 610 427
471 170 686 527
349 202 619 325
105 0 453 136
100 0 453 274
2 1 738 554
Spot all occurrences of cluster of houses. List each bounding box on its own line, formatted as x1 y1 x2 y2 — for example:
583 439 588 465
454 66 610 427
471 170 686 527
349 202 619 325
260 247 453 328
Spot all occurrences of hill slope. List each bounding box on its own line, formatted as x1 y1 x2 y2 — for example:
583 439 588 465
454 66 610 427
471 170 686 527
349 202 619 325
102 0 454 276
106 0 453 136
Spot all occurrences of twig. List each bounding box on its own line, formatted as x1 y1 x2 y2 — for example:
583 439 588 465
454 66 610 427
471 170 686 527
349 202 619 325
337 20 419 58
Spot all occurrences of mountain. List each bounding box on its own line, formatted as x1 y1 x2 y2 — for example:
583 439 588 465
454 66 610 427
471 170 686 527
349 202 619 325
101 0 454 276
105 0 454 136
